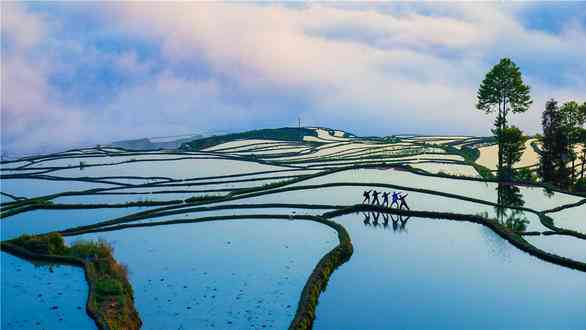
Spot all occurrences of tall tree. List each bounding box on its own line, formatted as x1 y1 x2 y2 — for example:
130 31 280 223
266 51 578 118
540 99 571 187
577 128 586 180
499 126 527 180
477 58 532 180
559 101 586 184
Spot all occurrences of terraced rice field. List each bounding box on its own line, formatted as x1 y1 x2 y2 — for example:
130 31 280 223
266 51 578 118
1 127 584 329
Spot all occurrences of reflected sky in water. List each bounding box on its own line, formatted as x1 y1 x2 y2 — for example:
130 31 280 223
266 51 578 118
314 214 586 330
64 219 337 329
1 252 96 330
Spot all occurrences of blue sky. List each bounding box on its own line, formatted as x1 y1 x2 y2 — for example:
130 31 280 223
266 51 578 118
2 2 585 155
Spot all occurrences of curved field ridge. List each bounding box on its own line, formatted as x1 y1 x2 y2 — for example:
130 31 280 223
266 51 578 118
2 132 586 330
9 208 584 329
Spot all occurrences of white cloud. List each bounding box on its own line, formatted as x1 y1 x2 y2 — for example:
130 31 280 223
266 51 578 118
107 2 585 133
1 2 46 51
2 2 585 155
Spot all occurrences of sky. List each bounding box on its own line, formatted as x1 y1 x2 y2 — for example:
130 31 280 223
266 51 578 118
2 2 586 155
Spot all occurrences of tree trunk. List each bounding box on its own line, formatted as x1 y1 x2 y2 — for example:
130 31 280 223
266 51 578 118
497 100 504 181
580 150 586 179
571 157 576 184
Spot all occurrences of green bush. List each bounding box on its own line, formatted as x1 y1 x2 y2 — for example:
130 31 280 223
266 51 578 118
70 239 112 259
47 233 66 255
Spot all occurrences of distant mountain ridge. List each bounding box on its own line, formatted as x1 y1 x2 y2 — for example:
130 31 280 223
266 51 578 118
111 134 203 150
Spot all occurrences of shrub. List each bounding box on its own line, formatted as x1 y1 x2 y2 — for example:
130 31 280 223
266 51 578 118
70 239 113 259
47 232 66 255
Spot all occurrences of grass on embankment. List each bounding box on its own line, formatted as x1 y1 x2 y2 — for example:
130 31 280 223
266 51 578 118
288 216 353 330
1 233 141 330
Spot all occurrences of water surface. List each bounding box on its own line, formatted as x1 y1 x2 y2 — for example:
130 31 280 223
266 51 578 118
64 219 337 329
314 214 586 330
1 252 96 330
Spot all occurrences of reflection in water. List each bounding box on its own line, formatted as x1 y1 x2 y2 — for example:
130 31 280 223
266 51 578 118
496 183 529 232
314 215 586 330
543 186 555 198
361 211 411 232
1 252 97 330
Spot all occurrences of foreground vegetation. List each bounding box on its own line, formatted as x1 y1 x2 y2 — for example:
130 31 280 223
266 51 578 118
1 233 141 330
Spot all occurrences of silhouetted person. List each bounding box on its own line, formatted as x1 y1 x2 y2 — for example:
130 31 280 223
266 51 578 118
362 190 373 204
399 193 410 210
381 191 390 207
390 191 400 209
372 190 381 205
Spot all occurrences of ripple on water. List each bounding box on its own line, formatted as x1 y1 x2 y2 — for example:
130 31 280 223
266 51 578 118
1 252 96 330
314 214 586 330
64 219 337 329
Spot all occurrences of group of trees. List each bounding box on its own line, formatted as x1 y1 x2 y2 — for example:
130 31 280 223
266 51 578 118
476 58 586 191
540 100 586 189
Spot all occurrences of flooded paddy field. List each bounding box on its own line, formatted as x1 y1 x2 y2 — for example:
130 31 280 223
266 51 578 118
1 252 96 330
64 220 336 329
314 215 586 330
2 127 585 329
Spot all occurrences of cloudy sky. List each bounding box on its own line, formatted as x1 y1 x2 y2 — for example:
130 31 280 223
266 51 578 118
2 2 585 155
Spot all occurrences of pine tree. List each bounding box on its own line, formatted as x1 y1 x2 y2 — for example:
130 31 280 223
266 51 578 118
499 126 527 181
559 101 586 184
477 58 532 180
540 99 571 187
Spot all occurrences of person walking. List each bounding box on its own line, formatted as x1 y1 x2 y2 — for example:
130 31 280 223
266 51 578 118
362 190 372 204
372 190 381 205
390 191 400 209
399 193 410 210
382 191 390 207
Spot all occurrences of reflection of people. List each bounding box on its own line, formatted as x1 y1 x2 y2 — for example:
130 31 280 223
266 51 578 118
391 218 399 231
382 213 389 228
362 190 372 204
399 193 410 210
362 212 371 225
372 190 381 205
388 214 411 232
399 215 410 231
372 212 381 226
362 212 411 231
382 192 390 207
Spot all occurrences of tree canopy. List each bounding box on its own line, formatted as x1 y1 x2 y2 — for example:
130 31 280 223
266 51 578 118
476 58 532 119
476 58 532 180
